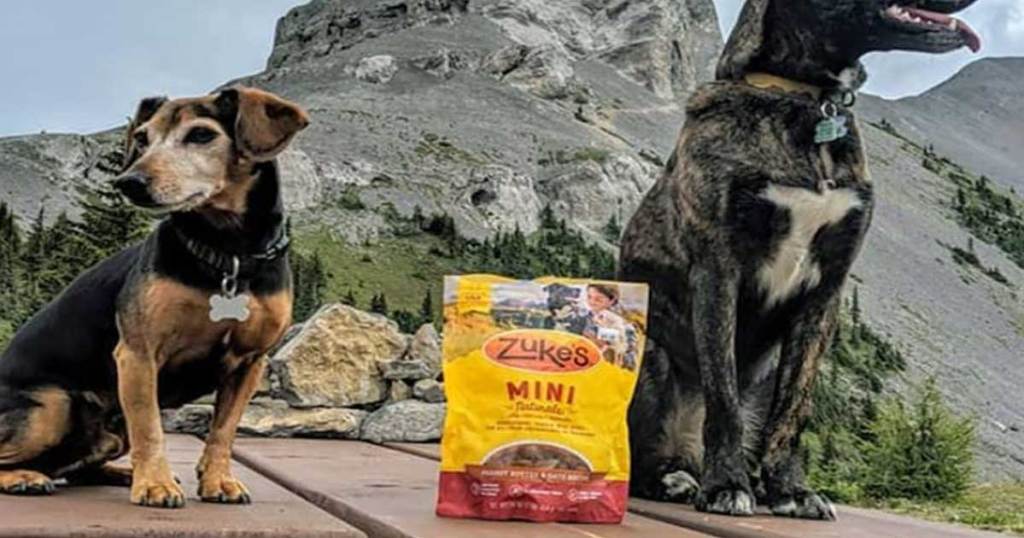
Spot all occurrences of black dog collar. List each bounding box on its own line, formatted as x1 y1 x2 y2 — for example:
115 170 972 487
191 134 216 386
174 226 290 280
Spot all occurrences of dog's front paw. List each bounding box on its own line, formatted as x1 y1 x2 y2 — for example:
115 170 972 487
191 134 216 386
0 470 55 495
771 491 836 520
659 470 702 503
199 473 252 504
696 487 755 516
131 475 186 508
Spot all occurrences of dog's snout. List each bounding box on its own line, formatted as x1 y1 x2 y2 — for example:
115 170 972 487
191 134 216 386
113 173 155 206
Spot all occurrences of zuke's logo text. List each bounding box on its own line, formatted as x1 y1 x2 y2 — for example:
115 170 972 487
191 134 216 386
482 330 601 373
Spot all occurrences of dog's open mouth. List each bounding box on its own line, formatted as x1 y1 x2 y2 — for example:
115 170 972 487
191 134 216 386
883 3 981 52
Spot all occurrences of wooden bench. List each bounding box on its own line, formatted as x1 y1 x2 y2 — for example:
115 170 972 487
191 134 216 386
0 435 1004 538
0 435 363 538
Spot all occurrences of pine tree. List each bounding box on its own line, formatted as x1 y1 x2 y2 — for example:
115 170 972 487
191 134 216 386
419 289 433 324
342 289 357 306
370 292 388 315
602 212 622 244
73 183 150 265
539 204 558 230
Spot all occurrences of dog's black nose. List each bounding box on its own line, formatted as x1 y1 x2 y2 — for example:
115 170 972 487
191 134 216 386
113 173 155 206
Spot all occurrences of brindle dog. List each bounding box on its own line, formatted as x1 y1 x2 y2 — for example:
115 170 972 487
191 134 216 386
620 0 981 519
0 86 308 508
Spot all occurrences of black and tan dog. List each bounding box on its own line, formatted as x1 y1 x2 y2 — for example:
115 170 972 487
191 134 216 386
0 86 308 508
620 0 980 519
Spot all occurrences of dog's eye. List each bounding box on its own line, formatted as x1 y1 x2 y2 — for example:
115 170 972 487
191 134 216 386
133 131 148 149
184 127 218 145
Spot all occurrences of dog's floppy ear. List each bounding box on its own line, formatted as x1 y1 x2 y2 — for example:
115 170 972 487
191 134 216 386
214 86 310 162
716 0 770 80
122 96 167 169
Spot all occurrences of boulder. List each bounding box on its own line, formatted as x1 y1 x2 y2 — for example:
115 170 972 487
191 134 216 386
407 323 442 377
412 47 470 79
354 55 398 84
413 379 446 403
162 404 214 435
270 304 407 408
388 380 413 402
359 400 446 443
380 358 434 381
239 399 366 439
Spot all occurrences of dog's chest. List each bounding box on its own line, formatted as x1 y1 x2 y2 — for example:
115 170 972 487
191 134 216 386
136 278 291 365
753 184 862 307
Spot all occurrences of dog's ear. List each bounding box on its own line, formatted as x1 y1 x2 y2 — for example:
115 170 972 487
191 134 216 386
122 96 167 170
214 86 310 162
716 0 770 80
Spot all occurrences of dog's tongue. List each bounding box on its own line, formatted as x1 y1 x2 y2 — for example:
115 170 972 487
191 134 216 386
906 7 982 52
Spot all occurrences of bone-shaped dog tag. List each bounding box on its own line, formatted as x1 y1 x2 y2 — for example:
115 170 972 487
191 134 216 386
209 293 251 322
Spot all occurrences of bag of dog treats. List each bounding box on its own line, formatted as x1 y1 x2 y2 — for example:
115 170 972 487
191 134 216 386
436 274 649 523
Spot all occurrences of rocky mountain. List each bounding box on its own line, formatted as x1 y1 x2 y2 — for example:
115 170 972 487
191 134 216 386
0 0 1021 480
859 57 1024 193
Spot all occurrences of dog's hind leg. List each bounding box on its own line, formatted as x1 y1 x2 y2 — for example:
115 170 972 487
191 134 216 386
195 354 265 504
0 387 72 495
629 342 704 503
61 430 131 487
759 296 840 521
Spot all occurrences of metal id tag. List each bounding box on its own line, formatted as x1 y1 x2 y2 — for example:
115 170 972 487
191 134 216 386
209 256 251 322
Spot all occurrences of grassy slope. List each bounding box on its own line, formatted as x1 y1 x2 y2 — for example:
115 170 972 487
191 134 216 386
292 227 458 317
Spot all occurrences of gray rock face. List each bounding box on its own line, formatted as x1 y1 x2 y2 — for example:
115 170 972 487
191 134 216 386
387 380 413 402
238 399 366 438
381 358 434 380
269 304 407 407
359 400 446 443
162 404 214 435
0 130 122 225
408 323 442 377
859 58 1024 193
353 55 399 84
850 123 1024 481
413 378 445 403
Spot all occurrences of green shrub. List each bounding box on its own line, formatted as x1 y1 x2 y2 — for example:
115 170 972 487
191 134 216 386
0 319 13 352
861 378 975 502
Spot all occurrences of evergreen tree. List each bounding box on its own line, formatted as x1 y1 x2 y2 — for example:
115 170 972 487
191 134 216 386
370 292 388 315
419 289 433 324
73 183 150 264
539 204 558 230
602 212 622 244
342 289 357 306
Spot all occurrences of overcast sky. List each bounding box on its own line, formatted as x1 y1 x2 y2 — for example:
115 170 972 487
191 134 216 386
0 0 1020 137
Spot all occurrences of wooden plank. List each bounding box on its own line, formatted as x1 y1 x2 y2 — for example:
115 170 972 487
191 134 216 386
630 498 1006 538
0 434 364 538
387 442 441 461
390 443 1003 538
232 438 712 538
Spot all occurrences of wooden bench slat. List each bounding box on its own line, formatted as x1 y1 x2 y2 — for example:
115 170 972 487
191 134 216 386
233 438 712 538
0 434 364 538
388 443 1004 538
631 499 1007 538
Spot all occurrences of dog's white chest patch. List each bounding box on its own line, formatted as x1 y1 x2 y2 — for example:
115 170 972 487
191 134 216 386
757 185 862 308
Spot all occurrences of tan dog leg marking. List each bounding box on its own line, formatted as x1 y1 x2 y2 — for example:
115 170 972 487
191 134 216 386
115 342 185 508
196 355 265 504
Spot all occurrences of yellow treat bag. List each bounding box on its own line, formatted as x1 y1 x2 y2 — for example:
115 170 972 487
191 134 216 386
436 274 649 523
